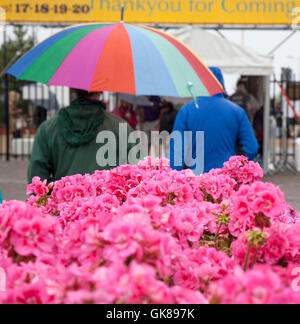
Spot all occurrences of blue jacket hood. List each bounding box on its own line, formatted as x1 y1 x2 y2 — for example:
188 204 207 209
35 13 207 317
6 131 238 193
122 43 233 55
209 67 226 96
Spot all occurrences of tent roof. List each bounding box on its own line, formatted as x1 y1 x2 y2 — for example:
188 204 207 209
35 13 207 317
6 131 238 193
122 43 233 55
169 27 274 76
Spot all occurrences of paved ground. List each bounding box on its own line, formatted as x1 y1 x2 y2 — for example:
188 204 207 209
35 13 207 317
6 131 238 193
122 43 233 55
264 173 300 211
0 159 29 202
1 160 300 211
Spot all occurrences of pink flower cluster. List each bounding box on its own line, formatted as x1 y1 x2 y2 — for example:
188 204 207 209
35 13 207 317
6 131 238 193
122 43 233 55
223 156 264 188
0 156 300 304
229 181 289 236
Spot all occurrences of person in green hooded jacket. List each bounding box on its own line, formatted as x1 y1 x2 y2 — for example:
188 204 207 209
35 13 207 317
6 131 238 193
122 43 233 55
28 90 134 183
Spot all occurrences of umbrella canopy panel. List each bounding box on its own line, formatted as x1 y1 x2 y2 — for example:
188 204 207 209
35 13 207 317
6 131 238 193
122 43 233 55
7 23 224 98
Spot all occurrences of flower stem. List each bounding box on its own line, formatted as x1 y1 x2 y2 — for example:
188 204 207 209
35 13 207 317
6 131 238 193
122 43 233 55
251 247 258 269
243 245 252 272
214 223 222 243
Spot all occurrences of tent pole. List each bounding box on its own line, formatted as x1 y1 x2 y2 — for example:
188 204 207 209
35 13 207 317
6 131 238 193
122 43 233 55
3 23 10 162
215 29 227 39
268 31 298 56
263 76 271 174
116 93 119 116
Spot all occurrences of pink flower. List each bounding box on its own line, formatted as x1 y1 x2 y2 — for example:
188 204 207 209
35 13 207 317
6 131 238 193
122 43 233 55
270 288 300 304
264 231 288 265
244 267 281 304
172 207 205 243
171 286 208 304
0 156 298 304
229 182 288 237
10 215 55 257
4 280 52 304
231 236 256 266
217 266 282 304
27 177 50 197
102 220 140 261
173 248 235 291
222 156 263 187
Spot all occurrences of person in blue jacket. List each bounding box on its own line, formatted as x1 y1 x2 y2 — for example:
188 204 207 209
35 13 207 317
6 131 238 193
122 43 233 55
170 67 259 175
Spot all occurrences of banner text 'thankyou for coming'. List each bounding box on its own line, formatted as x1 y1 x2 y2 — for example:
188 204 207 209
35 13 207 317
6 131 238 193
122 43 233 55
98 0 297 18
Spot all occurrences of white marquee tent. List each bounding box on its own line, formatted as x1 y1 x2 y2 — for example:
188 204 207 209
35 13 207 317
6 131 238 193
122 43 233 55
169 26 274 76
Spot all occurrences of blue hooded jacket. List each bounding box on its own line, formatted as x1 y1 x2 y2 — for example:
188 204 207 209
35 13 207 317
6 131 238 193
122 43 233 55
170 67 259 175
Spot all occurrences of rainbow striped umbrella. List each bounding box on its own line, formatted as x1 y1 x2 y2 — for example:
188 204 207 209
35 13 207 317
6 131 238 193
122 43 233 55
7 23 224 98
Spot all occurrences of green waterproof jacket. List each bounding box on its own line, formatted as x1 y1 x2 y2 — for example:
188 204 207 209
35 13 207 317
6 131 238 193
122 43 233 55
28 98 134 183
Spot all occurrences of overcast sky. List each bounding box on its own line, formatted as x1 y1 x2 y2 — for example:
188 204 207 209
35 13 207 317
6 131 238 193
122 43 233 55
1 25 300 94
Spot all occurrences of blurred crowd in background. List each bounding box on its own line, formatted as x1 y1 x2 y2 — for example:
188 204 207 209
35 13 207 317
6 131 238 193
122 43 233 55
1 75 299 161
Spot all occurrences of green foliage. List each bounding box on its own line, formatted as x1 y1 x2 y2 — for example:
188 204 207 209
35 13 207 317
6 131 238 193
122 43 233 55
0 26 35 71
0 26 35 127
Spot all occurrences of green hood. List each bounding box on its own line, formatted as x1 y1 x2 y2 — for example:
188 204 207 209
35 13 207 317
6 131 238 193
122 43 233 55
57 98 105 147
